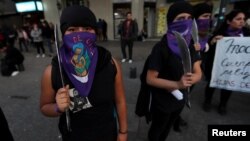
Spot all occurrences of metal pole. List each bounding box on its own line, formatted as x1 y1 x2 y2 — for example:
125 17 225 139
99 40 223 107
54 24 72 132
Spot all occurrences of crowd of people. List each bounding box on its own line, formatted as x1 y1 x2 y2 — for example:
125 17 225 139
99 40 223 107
1 0 250 141
0 20 55 77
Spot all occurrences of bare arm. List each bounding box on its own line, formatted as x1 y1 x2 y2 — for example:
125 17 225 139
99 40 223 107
40 65 70 117
146 70 180 91
147 69 194 92
190 60 202 85
112 58 128 141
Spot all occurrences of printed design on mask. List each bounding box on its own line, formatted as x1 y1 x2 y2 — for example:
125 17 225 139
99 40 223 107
69 88 92 113
71 42 90 77
61 32 98 97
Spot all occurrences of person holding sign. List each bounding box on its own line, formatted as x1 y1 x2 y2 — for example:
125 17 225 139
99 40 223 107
203 10 250 115
146 1 202 140
40 5 127 141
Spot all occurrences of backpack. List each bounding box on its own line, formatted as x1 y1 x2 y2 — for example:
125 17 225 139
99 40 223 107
135 40 168 123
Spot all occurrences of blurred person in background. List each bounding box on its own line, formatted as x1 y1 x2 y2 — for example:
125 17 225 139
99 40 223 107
0 35 24 77
203 10 250 115
31 23 45 58
120 12 138 64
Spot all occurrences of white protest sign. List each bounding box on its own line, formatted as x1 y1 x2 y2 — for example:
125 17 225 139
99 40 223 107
210 37 250 93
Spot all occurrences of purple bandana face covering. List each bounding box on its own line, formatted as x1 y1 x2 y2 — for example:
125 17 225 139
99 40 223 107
197 19 211 51
60 32 98 97
226 27 243 37
166 19 192 58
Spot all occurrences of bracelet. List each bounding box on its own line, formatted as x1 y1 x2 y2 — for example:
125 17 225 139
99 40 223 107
55 104 63 114
119 129 128 134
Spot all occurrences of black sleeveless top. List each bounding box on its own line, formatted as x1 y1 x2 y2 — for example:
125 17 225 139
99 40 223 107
51 46 117 141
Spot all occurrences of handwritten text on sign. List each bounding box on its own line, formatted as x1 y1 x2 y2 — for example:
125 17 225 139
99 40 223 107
210 37 250 93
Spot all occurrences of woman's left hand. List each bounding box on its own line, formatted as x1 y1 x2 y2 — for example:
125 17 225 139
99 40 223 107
194 42 201 51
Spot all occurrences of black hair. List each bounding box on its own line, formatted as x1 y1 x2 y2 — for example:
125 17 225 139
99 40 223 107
213 9 245 35
126 12 132 16
226 9 245 22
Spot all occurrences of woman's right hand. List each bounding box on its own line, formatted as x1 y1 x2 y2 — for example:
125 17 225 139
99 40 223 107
177 73 193 89
211 35 224 45
55 85 70 112
194 42 201 51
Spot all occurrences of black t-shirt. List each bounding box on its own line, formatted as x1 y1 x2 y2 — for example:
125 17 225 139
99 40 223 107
148 36 200 113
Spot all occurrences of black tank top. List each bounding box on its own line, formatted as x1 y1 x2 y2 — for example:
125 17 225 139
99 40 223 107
51 46 117 140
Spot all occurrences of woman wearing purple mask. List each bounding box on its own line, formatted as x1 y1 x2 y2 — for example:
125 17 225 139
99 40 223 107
203 10 250 115
40 6 127 141
146 1 202 141
193 2 213 53
172 1 213 133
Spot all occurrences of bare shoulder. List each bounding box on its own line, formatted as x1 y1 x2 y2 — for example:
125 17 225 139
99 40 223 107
41 65 53 83
111 57 122 73
43 65 52 77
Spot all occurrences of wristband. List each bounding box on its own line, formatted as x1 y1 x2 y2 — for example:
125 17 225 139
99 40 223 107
55 104 63 114
119 129 128 134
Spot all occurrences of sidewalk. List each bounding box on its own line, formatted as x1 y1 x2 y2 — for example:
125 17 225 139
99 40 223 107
99 40 250 141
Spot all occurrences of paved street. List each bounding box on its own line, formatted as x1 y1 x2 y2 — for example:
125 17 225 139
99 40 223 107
0 40 250 141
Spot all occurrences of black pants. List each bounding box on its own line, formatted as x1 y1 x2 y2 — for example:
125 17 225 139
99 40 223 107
204 83 232 107
34 41 45 54
18 38 28 52
121 39 133 60
148 108 182 141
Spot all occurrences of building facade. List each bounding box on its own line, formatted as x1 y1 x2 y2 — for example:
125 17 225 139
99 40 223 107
1 0 236 40
42 0 229 40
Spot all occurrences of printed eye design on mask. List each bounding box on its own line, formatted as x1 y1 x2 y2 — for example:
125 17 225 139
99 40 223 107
71 42 90 77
